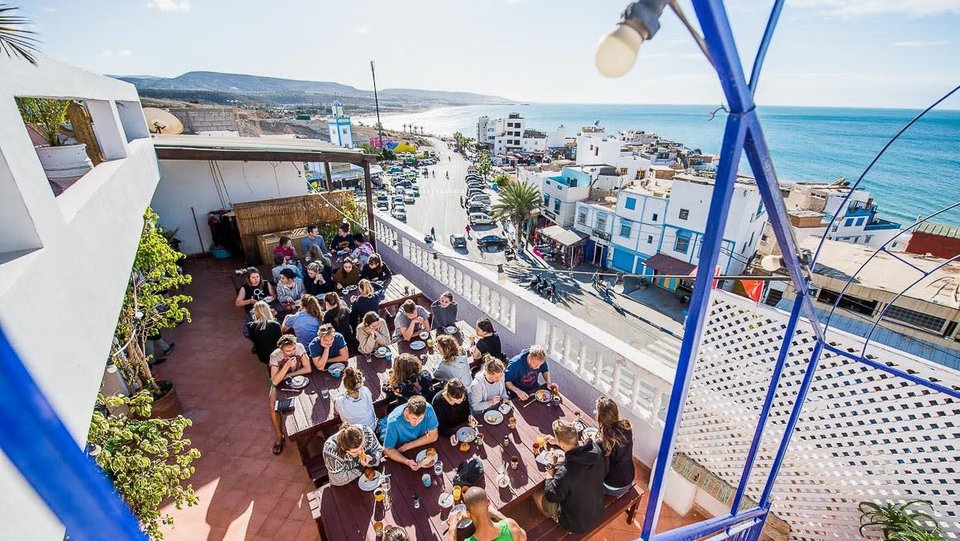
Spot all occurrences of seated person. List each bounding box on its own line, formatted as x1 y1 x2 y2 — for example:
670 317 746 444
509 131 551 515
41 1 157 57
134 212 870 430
268 335 313 455
322 292 355 346
301 224 328 255
381 395 439 470
322 424 383 486
332 258 361 289
595 396 636 497
303 261 334 296
348 279 385 331
504 345 558 401
280 294 322 347
275 268 305 306
357 311 392 355
534 420 606 533
468 356 507 415
333 367 377 431
386 353 434 401
383 526 409 541
330 223 352 254
246 301 282 365
431 379 470 437
236 267 275 307
470 318 506 363
432 335 471 385
360 253 392 284
350 232 376 267
448 487 527 541
430 291 459 331
271 253 301 284
393 299 431 341
307 324 349 371
272 235 297 261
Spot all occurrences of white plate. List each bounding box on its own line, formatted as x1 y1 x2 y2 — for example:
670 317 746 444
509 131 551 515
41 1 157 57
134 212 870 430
456 427 477 443
262 296 275 303
358 471 382 491
327 362 346 376
374 347 389 358
534 389 552 403
418 331 430 340
438 492 454 509
416 449 439 468
451 503 467 517
483 410 504 425
288 376 309 389
444 326 458 334
409 341 426 351
582 427 599 440
498 402 512 415
536 449 566 467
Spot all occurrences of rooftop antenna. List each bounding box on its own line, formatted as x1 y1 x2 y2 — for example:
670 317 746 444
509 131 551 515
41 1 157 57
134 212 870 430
370 61 385 150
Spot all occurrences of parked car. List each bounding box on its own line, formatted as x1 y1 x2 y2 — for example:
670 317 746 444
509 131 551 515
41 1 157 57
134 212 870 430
392 194 404 205
410 185 421 196
466 181 485 189
404 190 416 203
392 207 407 221
466 189 485 199
469 212 493 225
468 194 491 204
449 234 468 249
477 234 508 249
377 200 390 211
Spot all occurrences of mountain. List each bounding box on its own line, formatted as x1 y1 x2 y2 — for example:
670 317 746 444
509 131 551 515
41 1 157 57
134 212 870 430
113 71 512 106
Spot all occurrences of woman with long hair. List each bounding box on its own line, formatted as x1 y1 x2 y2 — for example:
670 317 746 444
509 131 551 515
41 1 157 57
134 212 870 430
386 353 434 401
332 257 361 289
321 423 384 486
595 395 635 497
246 301 281 364
303 260 334 296
268 334 312 454
281 294 323 347
356 311 391 355
235 267 275 308
322 291 355 346
348 279 384 330
431 379 470 437
432 334 471 385
333 366 377 430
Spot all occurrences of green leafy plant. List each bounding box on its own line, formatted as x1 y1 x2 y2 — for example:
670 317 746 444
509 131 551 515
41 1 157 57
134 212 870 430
493 173 512 189
112 209 192 397
859 500 942 540
492 181 541 247
476 149 492 177
0 4 41 65
15 96 71 146
88 392 200 540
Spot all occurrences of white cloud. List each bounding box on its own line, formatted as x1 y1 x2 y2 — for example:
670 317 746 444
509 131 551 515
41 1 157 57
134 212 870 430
792 0 960 17
893 40 949 47
146 0 191 12
355 26 370 34
101 49 133 58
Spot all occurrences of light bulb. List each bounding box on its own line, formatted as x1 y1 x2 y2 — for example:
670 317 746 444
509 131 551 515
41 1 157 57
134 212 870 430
760 254 783 272
595 23 645 78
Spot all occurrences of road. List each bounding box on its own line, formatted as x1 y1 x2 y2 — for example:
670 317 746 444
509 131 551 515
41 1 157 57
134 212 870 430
377 137 683 368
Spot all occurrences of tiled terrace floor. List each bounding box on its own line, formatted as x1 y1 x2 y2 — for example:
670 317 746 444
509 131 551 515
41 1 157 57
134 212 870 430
158 257 706 541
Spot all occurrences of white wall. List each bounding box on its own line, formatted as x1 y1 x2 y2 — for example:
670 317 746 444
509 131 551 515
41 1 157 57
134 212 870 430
151 159 308 255
0 54 159 541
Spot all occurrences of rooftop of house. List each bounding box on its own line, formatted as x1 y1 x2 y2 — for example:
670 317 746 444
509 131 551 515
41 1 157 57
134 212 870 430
153 134 374 165
915 221 960 239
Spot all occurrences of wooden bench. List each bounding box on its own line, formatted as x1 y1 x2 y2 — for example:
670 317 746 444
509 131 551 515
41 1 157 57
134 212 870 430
525 486 644 540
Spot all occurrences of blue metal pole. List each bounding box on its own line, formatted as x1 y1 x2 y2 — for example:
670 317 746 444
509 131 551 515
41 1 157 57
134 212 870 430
757 340 825 506
651 506 767 541
729 296 804 513
0 325 146 540
639 110 748 539
747 0 785 96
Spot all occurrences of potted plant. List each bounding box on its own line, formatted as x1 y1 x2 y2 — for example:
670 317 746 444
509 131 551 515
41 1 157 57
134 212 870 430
859 500 944 540
88 391 200 540
112 208 192 418
15 96 93 190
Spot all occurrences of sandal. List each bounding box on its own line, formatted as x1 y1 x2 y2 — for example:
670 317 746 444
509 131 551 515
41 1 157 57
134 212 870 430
272 439 285 455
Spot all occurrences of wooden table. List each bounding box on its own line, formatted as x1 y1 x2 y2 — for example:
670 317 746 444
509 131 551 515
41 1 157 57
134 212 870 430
307 385 595 540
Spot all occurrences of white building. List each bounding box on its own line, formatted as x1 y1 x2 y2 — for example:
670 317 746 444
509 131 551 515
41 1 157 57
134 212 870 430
520 129 547 154
576 132 652 181
545 124 568 149
326 101 353 148
606 184 670 274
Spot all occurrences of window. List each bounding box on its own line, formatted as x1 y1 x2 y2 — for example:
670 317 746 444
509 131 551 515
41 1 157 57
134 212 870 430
675 232 691 254
647 235 654 244
679 209 690 220
855 217 865 226
625 197 637 210
832 224 839 232
596 214 607 230
865 235 873 243
817 288 877 317
553 199 560 213
844 218 854 227
652 212 658 222
577 210 587 225
543 194 550 206
885 305 946 332
619 220 632 237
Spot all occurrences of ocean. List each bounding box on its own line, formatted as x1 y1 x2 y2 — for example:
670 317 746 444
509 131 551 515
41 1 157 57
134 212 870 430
360 104 960 226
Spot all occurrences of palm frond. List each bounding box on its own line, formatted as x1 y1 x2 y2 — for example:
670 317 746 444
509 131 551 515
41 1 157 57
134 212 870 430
0 5 41 65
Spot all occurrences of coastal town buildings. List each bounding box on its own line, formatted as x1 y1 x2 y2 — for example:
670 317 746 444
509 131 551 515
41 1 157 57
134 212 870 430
326 101 353 148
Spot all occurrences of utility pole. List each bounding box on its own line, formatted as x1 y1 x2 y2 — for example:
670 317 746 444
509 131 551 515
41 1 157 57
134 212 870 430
370 61 385 151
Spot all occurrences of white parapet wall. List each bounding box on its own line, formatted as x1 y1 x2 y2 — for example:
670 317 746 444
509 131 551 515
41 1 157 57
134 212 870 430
0 55 159 540
373 214 675 464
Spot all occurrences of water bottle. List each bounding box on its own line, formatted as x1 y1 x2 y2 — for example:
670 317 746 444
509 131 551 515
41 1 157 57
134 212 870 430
422 474 432 487
413 494 421 509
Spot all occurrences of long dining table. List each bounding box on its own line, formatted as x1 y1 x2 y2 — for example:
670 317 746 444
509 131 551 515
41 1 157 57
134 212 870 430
306 384 596 540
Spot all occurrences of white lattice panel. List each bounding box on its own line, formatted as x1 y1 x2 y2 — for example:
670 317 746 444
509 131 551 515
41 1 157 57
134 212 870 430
676 291 960 541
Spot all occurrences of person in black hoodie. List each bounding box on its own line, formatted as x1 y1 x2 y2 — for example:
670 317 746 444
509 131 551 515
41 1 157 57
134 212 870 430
596 396 635 497
534 419 605 533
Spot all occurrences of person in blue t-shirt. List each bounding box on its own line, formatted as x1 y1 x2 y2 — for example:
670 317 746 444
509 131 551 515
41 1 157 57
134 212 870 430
504 345 558 401
381 396 439 470
307 324 349 371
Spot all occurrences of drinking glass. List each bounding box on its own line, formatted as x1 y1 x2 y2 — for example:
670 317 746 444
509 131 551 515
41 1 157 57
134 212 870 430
434 460 443 476
321 387 330 399
374 521 384 537
374 488 385 502
476 433 485 447
507 416 517 430
452 485 462 501
510 456 519 470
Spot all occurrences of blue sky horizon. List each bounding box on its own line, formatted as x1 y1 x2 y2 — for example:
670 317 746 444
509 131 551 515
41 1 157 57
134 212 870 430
21 0 960 110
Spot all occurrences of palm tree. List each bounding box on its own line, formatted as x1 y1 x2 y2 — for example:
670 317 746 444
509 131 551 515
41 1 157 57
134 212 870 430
0 4 41 65
492 181 541 247
452 131 464 153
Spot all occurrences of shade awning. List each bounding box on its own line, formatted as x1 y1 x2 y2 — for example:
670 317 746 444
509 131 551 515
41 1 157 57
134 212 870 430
540 225 587 246
643 253 696 276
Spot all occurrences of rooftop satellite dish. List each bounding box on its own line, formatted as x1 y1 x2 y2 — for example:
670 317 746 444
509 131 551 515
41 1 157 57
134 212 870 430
143 108 184 135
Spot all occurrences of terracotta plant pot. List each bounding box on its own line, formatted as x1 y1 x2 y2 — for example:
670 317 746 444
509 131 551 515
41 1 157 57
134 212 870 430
150 383 183 419
35 144 93 190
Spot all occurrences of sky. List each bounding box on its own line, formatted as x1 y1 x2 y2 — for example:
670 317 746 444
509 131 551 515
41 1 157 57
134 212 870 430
20 0 960 109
